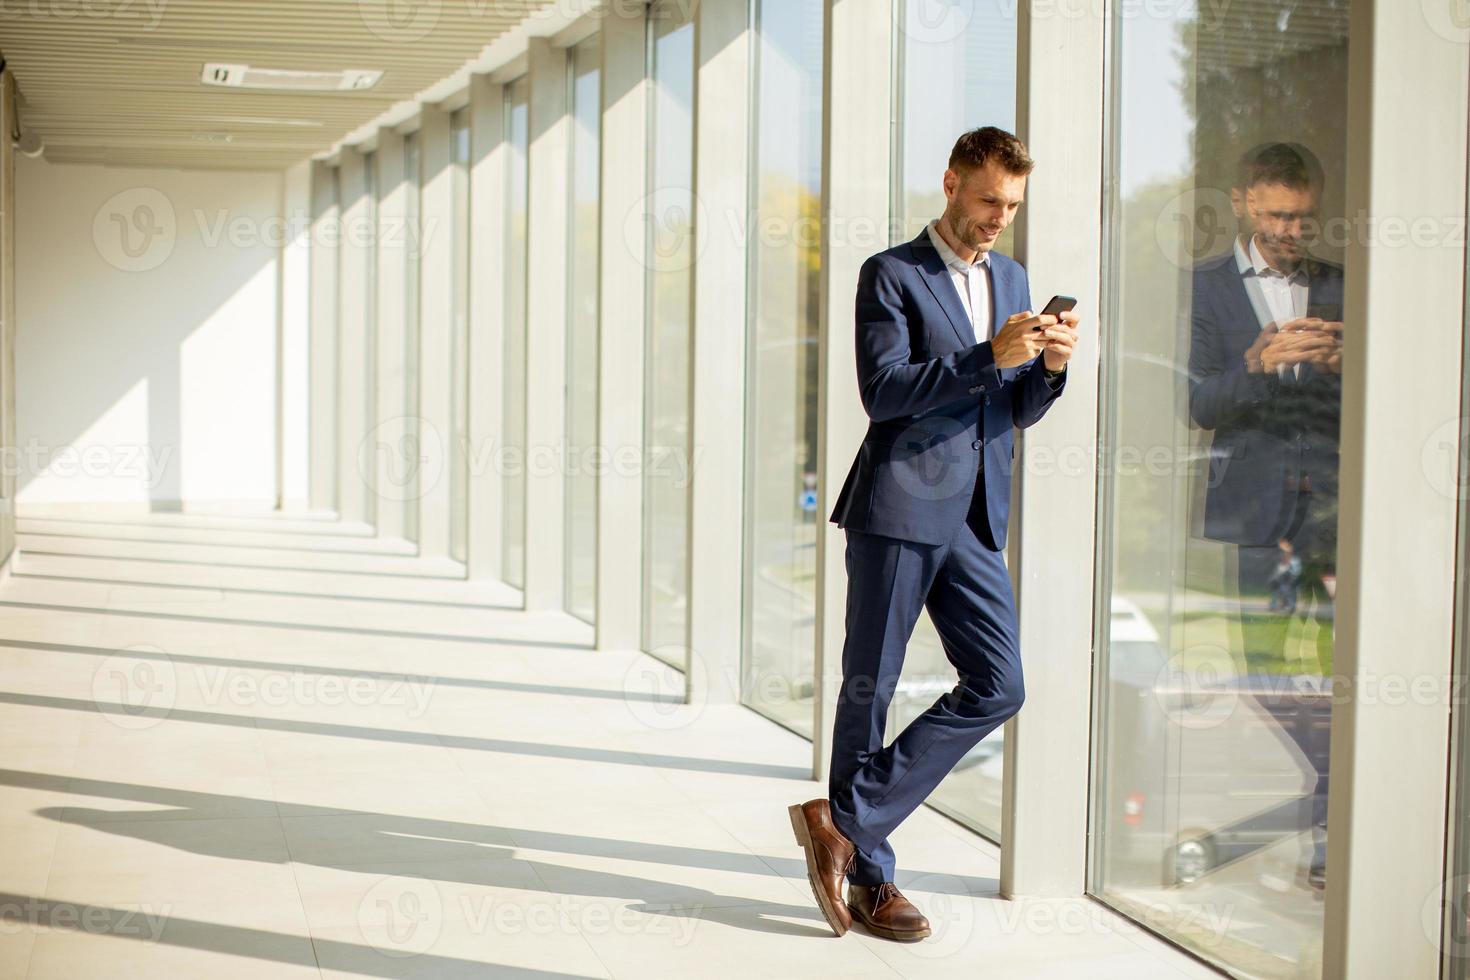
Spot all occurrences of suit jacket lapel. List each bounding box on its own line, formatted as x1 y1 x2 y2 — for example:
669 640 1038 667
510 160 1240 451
1220 262 1268 340
988 258 1013 337
911 231 976 349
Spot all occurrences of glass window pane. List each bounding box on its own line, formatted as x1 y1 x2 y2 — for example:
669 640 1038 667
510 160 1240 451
363 150 378 528
450 107 470 565
888 0 1017 842
641 1 695 667
894 0 1017 245
1450 131 1470 980
741 0 824 737
403 132 422 541
503 77 530 590
566 36 601 625
1449 265 1470 975
1091 5 1351 975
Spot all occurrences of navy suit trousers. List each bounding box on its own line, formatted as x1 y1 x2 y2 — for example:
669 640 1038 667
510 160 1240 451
827 517 1024 885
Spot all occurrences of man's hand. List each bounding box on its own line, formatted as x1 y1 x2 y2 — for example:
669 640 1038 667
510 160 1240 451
991 310 1057 370
1313 321 1344 374
1040 310 1080 372
1257 317 1341 374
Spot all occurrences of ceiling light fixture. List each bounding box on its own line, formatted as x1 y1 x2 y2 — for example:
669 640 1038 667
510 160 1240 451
202 63 382 93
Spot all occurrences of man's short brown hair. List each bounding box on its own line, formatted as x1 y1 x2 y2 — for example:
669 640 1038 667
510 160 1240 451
948 126 1034 177
1235 142 1321 192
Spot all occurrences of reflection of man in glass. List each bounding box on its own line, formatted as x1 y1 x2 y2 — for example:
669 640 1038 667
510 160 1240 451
1268 538 1303 614
1188 142 1343 888
789 128 1076 941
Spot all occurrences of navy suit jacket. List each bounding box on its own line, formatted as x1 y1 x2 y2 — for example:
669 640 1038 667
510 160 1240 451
828 230 1065 549
1187 250 1344 546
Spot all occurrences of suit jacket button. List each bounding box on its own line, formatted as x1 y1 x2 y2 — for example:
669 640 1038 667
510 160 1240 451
983 396 991 405
972 439 982 450
968 386 981 394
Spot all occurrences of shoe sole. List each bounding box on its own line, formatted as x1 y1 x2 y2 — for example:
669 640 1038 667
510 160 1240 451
787 804 849 938
848 904 932 943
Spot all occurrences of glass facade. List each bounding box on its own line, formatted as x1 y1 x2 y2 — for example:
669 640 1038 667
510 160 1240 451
885 0 1019 843
640 0 695 667
1090 4 1351 975
503 76 531 590
450 107 471 565
566 36 602 625
741 0 824 737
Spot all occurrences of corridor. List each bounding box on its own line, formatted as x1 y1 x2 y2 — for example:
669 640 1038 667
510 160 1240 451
0 509 1214 979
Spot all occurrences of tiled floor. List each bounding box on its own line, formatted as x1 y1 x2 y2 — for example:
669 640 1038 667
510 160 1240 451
0 508 1223 978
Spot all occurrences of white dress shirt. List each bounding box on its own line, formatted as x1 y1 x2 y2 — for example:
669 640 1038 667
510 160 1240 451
1234 235 1310 379
927 219 993 343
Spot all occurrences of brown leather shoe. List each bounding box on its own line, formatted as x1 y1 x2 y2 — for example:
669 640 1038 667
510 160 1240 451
787 799 855 937
847 882 932 942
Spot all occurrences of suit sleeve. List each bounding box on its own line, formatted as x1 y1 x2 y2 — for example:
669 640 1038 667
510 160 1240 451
854 254 1001 423
1010 265 1065 429
1187 287 1273 431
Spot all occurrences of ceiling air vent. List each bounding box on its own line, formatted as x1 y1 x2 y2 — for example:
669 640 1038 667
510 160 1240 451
202 63 382 92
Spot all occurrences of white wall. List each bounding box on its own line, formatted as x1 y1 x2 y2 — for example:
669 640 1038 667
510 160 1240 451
16 156 283 508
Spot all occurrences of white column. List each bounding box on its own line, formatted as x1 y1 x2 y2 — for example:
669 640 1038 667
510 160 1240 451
417 107 455 561
336 149 373 527
1324 2 1468 975
997 0 1106 899
523 37 571 609
308 160 340 514
0 70 13 563
278 160 311 513
685 0 749 705
812 0 891 777
372 129 410 541
595 7 648 650
467 73 507 582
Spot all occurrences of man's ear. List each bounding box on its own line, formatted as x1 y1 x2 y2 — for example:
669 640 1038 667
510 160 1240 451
1229 186 1246 219
942 167 959 202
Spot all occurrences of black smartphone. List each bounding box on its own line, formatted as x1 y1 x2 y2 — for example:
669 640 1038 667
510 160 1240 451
1033 294 1077 329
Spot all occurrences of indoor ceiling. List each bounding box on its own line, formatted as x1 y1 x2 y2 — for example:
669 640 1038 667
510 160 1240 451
0 0 553 171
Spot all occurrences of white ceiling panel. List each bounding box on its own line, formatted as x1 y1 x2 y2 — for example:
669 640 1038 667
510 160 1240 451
1 0 554 170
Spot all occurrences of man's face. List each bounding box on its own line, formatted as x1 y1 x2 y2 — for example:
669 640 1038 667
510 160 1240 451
942 161 1026 253
1245 181 1318 268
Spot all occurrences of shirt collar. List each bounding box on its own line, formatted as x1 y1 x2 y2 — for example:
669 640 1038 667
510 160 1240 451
1237 234 1309 284
928 219 990 272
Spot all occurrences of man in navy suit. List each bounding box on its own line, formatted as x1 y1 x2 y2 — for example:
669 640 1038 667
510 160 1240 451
1188 142 1342 889
788 127 1077 941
